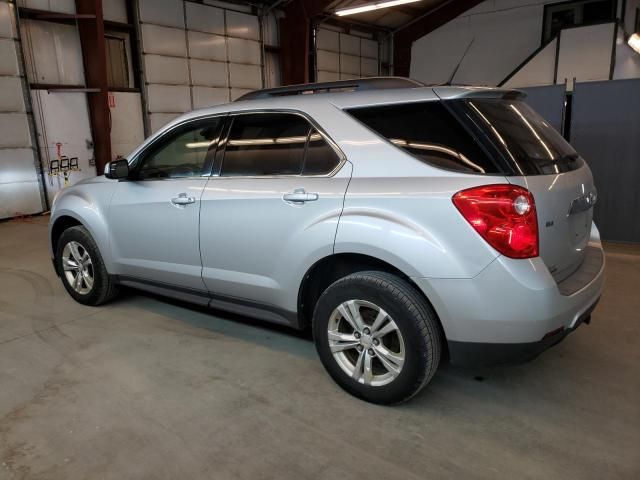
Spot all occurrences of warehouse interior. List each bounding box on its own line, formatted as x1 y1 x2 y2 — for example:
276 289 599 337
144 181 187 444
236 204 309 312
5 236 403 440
1 0 639 478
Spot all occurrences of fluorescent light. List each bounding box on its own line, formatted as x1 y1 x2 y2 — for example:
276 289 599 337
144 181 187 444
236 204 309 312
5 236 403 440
629 33 640 54
335 0 422 17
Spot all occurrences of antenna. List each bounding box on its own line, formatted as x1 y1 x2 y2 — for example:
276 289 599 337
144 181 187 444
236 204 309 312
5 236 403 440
446 37 475 86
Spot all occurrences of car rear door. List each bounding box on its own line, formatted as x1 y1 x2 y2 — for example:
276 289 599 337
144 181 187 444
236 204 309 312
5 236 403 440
199 111 351 320
108 116 224 293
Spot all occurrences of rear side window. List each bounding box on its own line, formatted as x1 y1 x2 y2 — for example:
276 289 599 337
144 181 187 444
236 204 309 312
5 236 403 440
303 129 340 175
222 113 309 176
221 113 341 177
346 101 497 174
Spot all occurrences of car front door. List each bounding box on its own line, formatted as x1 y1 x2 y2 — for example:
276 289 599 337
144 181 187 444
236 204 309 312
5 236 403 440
108 116 224 294
199 111 351 321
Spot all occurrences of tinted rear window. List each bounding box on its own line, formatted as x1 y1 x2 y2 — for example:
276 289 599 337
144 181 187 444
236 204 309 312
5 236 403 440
347 101 498 174
465 99 583 175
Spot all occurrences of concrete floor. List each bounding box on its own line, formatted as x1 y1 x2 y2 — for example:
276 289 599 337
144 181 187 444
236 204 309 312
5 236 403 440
0 215 638 480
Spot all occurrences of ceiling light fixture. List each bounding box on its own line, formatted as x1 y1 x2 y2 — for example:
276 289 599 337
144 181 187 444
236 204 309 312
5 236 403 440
628 33 640 54
335 0 422 17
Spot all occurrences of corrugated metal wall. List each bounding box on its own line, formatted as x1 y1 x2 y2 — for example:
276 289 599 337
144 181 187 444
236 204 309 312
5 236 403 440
0 0 44 219
315 26 380 82
139 0 265 133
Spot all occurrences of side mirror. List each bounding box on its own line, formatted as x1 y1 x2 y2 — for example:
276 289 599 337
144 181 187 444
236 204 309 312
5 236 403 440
104 159 130 180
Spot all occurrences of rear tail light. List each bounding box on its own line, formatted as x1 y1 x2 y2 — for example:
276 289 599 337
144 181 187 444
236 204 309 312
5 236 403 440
452 184 539 259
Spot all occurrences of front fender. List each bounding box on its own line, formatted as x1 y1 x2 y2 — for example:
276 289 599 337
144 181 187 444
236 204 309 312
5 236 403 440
49 179 116 269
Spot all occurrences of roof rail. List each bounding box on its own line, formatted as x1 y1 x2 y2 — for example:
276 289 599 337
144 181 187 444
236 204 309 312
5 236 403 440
235 77 425 101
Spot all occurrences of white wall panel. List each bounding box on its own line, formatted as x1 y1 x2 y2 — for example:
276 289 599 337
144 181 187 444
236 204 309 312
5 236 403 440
556 23 615 89
339 33 360 56
317 70 339 82
503 38 557 88
0 113 31 147
340 54 360 75
1 1 44 219
18 0 74 13
0 182 42 218
140 1 266 128
109 92 145 159
144 54 189 85
149 113 181 133
188 31 226 61
0 76 25 112
361 39 377 59
226 10 259 41
0 38 18 75
190 59 228 87
0 1 15 38
228 63 261 89
317 28 339 51
103 0 127 23
139 0 184 28
142 24 187 57
264 51 280 88
147 84 191 113
30 91 95 203
317 49 338 72
263 12 278 46
21 20 84 85
0 148 38 184
192 86 229 108
186 2 224 34
361 57 378 77
316 27 379 80
227 37 260 65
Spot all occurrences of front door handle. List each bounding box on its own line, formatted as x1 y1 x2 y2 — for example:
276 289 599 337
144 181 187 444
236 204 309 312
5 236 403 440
283 188 319 203
171 193 196 206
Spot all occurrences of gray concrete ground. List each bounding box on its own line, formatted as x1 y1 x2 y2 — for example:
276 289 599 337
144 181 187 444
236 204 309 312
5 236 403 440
0 215 638 480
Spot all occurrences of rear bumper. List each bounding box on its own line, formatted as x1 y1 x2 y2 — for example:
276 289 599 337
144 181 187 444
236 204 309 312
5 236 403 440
413 241 605 367
447 296 599 366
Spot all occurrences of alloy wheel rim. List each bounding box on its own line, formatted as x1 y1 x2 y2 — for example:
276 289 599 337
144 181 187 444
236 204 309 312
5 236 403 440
327 299 405 387
62 241 94 295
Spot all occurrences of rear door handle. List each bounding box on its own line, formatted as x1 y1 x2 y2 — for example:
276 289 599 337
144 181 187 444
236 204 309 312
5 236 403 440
171 193 196 206
283 188 319 203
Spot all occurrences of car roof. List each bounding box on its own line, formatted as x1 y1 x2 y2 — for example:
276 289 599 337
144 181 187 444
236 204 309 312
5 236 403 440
157 84 523 136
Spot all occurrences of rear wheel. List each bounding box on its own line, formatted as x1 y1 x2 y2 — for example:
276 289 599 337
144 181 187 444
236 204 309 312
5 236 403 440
313 271 441 404
56 226 118 306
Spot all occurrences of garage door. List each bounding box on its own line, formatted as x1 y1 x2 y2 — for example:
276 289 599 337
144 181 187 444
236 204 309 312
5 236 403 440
315 26 380 82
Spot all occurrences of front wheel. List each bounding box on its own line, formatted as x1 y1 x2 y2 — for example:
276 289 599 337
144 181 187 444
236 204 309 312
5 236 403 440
313 271 442 405
56 226 118 306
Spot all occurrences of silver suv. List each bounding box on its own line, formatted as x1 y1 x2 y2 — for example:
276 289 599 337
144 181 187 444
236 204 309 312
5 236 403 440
49 78 605 404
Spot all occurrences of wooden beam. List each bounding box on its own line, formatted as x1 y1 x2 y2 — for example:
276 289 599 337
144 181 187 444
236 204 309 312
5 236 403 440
75 0 111 175
393 0 483 77
279 0 333 85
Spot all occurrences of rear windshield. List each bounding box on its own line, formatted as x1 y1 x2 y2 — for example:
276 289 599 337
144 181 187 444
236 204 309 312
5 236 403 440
346 101 500 174
346 99 584 175
465 99 583 175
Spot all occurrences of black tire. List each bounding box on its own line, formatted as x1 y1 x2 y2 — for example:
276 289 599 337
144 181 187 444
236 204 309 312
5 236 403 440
313 271 442 405
55 225 119 306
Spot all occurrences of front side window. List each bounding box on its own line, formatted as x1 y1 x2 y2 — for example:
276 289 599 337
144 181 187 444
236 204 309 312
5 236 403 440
221 113 341 177
137 118 222 179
